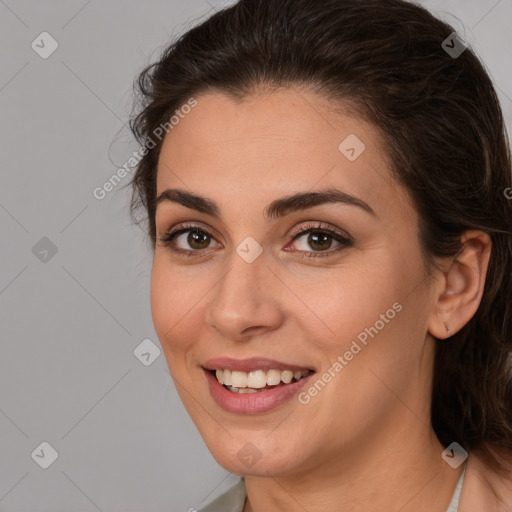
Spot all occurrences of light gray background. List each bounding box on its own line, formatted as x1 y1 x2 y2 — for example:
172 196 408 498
1 1 511 511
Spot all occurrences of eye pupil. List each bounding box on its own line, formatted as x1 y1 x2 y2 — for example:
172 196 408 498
189 230 210 249
308 232 331 250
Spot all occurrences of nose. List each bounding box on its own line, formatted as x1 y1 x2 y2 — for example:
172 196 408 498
205 247 285 342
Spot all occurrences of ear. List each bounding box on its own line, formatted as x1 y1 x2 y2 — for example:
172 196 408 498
427 230 492 339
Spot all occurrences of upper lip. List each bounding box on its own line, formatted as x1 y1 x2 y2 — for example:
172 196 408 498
203 357 315 373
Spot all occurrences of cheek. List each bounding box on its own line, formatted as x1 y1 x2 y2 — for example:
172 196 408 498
150 263 171 340
305 250 426 375
314 268 430 408
149 259 199 358
295 262 400 349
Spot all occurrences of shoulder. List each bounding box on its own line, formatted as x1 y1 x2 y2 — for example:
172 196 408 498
459 445 512 512
197 478 247 512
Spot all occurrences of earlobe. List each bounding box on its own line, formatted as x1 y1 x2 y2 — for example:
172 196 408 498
427 230 492 340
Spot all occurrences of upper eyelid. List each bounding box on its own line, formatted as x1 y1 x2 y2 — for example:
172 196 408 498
160 220 348 235
161 221 221 241
290 222 352 239
159 221 352 246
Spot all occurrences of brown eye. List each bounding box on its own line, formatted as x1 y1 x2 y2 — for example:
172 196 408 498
305 232 333 251
289 225 352 257
186 229 211 249
159 226 217 253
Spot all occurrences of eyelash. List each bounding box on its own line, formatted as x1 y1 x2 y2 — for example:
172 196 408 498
157 221 353 259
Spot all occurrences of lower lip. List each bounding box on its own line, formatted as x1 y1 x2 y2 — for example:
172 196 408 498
204 369 314 414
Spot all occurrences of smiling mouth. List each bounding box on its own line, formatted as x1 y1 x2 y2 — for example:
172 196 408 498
211 368 314 394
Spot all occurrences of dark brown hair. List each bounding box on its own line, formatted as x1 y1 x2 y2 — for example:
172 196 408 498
128 0 512 473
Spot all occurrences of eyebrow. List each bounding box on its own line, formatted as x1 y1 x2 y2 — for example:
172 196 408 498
153 187 376 219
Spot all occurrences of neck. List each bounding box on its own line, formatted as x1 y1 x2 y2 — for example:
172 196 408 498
243 413 463 512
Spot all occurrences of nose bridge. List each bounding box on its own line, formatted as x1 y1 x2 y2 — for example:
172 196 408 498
205 243 283 338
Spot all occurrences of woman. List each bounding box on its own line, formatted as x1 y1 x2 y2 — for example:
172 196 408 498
128 0 512 510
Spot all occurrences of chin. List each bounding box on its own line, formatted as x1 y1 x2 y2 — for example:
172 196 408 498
204 433 305 477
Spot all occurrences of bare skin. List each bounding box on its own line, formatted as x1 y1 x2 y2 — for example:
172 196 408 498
150 87 491 511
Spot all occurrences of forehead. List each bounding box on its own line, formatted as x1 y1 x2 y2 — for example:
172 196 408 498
156 88 409 220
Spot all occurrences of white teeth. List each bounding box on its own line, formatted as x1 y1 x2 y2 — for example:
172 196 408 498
214 368 311 390
266 369 281 386
230 371 248 388
236 387 258 394
247 370 267 389
281 370 293 384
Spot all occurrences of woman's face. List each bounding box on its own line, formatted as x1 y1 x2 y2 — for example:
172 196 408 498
151 88 439 477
